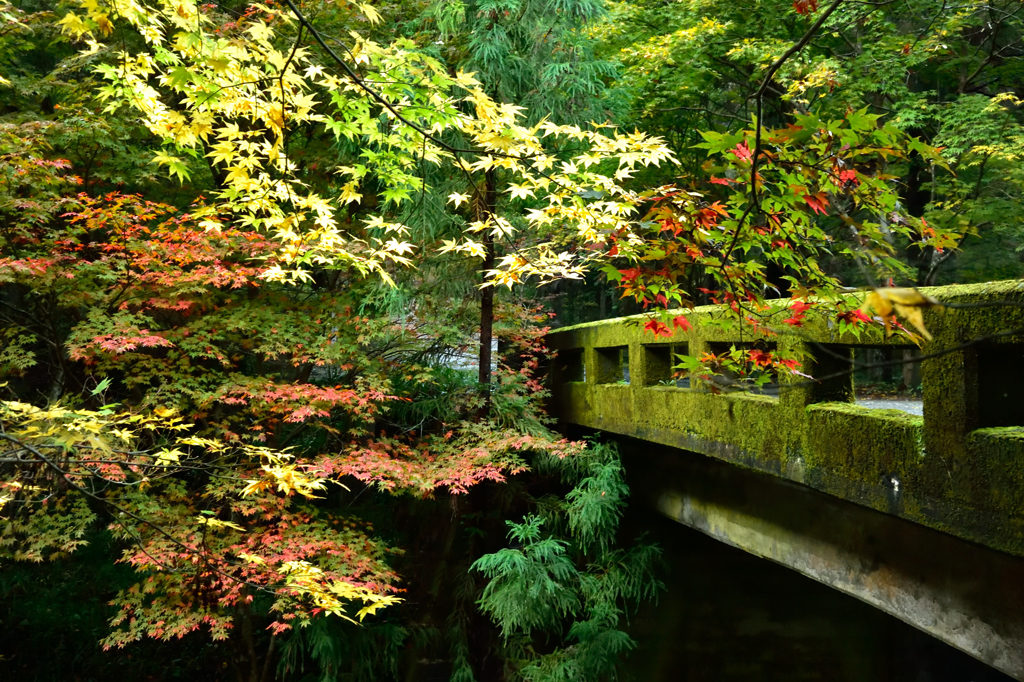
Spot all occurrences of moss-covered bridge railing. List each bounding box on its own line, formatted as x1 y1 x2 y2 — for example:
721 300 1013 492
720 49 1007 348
548 280 1024 557
547 281 1024 677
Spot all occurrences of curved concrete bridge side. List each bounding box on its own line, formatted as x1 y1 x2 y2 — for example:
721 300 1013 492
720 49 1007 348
546 280 1024 679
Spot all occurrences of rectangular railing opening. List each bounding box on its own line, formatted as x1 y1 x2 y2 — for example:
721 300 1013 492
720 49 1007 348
806 343 855 403
555 348 585 384
596 346 630 385
706 341 779 396
977 343 1024 427
643 343 691 388
852 346 922 415
807 344 922 415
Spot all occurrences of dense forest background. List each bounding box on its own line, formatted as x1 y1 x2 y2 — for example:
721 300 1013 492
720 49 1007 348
556 0 1024 323
1 0 1022 680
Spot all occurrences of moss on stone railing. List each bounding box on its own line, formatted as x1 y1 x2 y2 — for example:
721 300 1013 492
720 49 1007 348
547 279 1024 556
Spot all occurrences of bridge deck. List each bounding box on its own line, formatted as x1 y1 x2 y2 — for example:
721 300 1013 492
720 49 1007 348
547 281 1024 678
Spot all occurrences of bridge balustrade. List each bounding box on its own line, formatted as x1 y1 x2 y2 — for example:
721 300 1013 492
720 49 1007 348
547 280 1024 558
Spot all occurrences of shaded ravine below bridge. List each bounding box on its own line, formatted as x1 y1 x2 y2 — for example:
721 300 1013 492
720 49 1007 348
546 280 1024 680
581 430 1016 682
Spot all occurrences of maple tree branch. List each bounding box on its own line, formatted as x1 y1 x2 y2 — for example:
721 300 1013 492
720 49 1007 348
0 433 190 543
281 0 479 161
750 0 846 198
709 296 1024 393
716 0 843 288
278 0 589 189
677 321 1024 394
795 323 1024 386
0 433 288 598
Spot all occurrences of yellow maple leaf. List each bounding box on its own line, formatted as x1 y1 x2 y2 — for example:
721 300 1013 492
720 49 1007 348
453 70 480 88
155 447 183 466
358 2 382 24
57 12 92 38
860 287 939 340
195 516 246 532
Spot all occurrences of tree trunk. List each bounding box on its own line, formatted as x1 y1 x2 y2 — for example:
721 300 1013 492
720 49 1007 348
477 170 498 388
232 603 265 682
479 239 495 387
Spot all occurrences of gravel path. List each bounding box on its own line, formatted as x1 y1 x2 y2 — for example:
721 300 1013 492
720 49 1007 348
855 398 923 416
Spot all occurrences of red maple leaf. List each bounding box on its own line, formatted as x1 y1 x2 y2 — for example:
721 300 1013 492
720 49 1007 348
731 141 753 162
837 309 872 326
672 315 693 332
618 267 642 282
644 319 672 337
804 192 829 215
783 300 814 326
778 358 801 371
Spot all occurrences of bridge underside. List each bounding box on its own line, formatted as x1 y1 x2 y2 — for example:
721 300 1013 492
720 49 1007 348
585 430 1024 680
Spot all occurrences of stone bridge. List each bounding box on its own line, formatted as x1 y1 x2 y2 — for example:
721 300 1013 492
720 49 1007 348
546 280 1024 680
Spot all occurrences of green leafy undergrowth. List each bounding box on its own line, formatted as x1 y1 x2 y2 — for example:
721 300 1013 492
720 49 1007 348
473 442 663 681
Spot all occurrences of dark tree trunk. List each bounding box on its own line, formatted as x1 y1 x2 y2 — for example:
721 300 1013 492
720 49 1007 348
478 239 495 386
477 170 498 388
231 602 275 682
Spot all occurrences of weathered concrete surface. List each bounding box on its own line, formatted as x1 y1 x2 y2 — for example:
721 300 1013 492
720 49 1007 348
622 512 1014 681
611 434 1024 680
